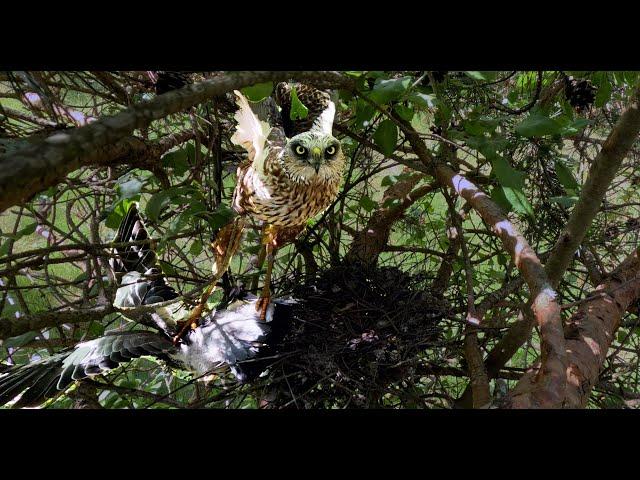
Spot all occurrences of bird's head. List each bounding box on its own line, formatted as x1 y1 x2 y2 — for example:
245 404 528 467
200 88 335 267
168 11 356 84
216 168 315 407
282 131 345 184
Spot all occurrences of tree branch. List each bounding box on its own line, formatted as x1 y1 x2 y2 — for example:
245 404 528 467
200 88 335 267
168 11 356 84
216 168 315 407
395 114 567 408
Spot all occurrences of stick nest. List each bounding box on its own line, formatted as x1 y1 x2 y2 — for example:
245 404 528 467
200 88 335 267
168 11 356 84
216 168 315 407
252 263 450 408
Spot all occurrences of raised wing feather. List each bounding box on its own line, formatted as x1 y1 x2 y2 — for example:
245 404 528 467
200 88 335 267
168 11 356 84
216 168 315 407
230 90 272 174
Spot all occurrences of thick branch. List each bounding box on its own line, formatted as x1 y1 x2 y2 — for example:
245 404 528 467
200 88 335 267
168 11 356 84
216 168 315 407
345 173 436 267
397 116 566 408
0 301 178 340
459 85 640 406
506 248 640 408
563 249 640 407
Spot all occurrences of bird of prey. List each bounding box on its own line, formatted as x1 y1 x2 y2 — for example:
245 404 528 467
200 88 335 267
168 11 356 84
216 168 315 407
179 82 346 337
0 205 293 408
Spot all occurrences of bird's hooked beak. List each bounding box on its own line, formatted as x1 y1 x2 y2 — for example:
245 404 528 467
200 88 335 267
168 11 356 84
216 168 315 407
311 147 322 173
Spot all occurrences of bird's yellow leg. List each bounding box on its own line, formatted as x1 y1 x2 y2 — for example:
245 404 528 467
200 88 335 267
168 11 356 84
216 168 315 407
256 224 278 321
173 216 246 344
249 242 267 292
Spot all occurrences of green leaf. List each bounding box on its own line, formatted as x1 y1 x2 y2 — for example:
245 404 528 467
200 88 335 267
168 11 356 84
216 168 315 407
0 240 10 257
162 147 189 176
289 86 309 121
502 186 534 218
202 205 236 231
394 104 414 122
3 331 39 349
88 322 105 337
73 272 89 283
145 186 196 223
381 175 399 187
554 160 579 191
491 187 512 213
146 190 174 222
464 116 499 136
105 198 136 229
354 99 375 129
409 92 437 109
595 76 612 108
492 157 525 189
241 82 273 102
159 259 176 276
369 77 412 104
189 240 203 256
515 113 563 137
464 71 497 81
561 118 590 136
359 195 377 212
373 120 398 156
16 222 37 238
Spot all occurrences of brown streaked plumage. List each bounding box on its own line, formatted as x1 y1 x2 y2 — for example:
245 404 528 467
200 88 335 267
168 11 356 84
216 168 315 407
177 82 345 338
230 82 345 228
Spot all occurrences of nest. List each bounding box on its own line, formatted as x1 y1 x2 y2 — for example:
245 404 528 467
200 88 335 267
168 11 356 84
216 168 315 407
255 263 450 408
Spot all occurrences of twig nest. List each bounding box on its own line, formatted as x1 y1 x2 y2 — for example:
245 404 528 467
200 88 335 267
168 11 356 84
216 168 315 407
255 263 450 408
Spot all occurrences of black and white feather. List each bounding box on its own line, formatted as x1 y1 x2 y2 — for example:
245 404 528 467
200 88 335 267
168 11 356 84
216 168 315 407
0 204 295 408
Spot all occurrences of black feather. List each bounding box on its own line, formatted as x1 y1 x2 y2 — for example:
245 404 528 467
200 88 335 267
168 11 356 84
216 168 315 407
13 368 64 408
0 353 68 407
232 299 295 381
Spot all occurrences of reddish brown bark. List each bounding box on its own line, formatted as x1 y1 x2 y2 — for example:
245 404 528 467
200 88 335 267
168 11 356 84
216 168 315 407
397 118 567 408
563 249 640 407
505 248 640 408
345 172 436 267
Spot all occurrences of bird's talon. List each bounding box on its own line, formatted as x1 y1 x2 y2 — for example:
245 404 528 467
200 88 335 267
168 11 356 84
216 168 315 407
256 296 270 321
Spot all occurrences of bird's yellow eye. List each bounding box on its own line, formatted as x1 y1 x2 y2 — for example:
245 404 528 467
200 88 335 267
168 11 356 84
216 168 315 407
325 145 336 156
295 145 307 156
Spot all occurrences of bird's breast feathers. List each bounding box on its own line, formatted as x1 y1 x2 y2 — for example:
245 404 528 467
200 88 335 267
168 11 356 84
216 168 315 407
235 154 341 226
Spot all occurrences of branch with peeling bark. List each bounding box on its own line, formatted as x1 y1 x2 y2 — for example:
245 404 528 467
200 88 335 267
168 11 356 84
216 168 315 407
393 113 567 408
509 247 640 408
456 85 640 407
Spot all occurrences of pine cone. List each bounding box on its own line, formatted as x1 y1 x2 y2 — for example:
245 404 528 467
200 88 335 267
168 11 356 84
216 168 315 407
155 71 191 95
564 76 596 111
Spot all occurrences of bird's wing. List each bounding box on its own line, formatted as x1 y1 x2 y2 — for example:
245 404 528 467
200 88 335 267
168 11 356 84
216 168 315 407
0 331 175 408
182 296 296 382
275 82 336 137
230 90 273 175
110 204 181 334
110 203 157 274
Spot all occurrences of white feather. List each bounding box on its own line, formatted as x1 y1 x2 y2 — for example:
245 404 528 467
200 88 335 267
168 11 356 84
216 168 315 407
311 99 336 135
230 90 271 174
171 299 274 377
